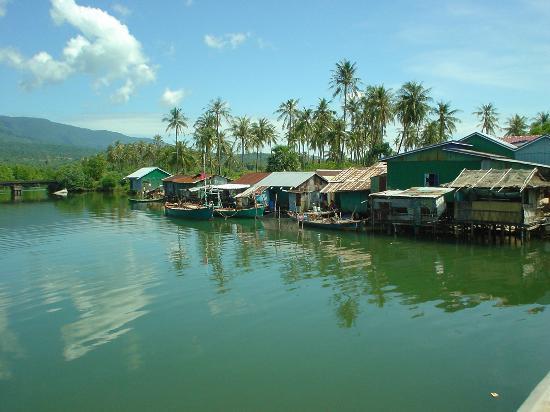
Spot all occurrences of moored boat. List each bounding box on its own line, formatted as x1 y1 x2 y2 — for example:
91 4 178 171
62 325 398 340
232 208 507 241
214 205 265 218
129 197 164 203
290 211 364 231
298 218 364 231
164 203 214 220
53 188 68 197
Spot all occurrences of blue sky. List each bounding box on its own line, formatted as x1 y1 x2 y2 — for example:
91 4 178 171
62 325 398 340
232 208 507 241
0 0 549 144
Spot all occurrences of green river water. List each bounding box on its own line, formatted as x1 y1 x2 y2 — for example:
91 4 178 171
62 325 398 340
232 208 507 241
0 191 549 411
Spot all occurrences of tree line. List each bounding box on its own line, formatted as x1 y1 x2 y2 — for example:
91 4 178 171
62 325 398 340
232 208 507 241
2 58 548 191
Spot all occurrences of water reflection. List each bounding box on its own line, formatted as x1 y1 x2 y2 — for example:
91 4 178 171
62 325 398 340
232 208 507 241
166 217 550 328
0 287 24 379
61 255 156 361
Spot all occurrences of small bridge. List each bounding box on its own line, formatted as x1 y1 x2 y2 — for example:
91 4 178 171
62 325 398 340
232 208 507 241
0 180 57 197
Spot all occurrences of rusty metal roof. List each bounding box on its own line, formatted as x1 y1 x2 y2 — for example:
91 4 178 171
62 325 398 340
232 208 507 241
163 173 211 184
371 187 454 199
231 172 270 185
320 163 387 193
446 168 550 190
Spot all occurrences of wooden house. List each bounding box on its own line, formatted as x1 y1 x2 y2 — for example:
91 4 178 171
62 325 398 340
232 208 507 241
125 167 171 192
320 163 387 216
163 173 229 199
370 187 454 227
384 139 550 190
235 172 327 212
513 135 550 166
459 132 517 158
446 168 550 228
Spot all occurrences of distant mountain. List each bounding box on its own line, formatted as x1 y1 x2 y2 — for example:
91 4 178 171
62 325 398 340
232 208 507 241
0 115 147 164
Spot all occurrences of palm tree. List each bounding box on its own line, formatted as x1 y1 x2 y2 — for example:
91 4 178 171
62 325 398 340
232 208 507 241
163 107 188 174
230 116 253 166
295 108 314 162
329 59 360 161
433 101 460 143
363 85 394 149
193 112 217 174
251 118 277 171
275 98 300 149
207 98 231 175
473 103 499 136
504 114 528 136
532 111 549 127
313 98 335 162
395 81 432 153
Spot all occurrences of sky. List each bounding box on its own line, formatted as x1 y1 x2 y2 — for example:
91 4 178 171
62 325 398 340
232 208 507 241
0 0 549 145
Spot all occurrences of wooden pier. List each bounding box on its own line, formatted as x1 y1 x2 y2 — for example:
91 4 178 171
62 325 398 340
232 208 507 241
0 180 57 199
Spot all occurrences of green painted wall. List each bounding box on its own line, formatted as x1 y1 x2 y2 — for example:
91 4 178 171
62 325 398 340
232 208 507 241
336 191 369 214
461 134 515 158
131 168 170 191
388 160 482 189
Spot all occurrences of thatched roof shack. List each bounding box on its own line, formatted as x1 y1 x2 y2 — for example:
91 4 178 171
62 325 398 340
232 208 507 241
320 163 387 215
370 187 454 226
445 168 550 226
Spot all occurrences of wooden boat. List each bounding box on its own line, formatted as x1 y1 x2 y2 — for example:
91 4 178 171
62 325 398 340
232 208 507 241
298 218 364 231
214 205 265 218
53 188 68 197
129 197 164 203
164 203 214 220
290 212 364 231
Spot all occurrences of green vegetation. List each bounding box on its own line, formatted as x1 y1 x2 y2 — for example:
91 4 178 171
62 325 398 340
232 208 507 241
1 61 548 192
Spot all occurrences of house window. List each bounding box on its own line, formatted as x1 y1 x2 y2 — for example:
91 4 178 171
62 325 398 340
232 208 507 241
424 173 439 187
296 193 301 207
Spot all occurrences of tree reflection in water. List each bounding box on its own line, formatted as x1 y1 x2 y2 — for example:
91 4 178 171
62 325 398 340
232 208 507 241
166 217 550 328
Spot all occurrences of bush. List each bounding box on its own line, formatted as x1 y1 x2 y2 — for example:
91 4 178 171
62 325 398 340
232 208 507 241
100 172 119 191
55 163 92 191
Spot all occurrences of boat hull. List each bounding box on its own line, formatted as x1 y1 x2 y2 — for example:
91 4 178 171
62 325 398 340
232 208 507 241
129 198 164 203
165 205 213 220
214 205 265 218
290 215 364 231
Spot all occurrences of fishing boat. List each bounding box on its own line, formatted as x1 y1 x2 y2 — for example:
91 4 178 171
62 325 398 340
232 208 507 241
290 211 364 231
164 202 214 220
298 218 364 231
214 204 265 218
129 197 164 203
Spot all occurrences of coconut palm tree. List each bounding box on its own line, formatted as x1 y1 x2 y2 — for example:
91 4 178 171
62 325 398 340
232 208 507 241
363 85 394 148
329 59 360 160
275 98 300 149
193 112 217 174
251 118 277 171
395 81 432 153
230 116 253 166
532 111 549 127
295 108 314 162
473 103 499 136
313 98 335 162
433 101 460 143
206 98 231 175
163 107 188 174
504 114 528 136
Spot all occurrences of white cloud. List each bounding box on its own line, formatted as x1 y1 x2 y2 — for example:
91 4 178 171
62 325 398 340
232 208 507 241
204 32 250 49
204 34 225 49
0 0 154 102
112 3 131 17
407 48 550 90
160 88 186 107
0 0 10 17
